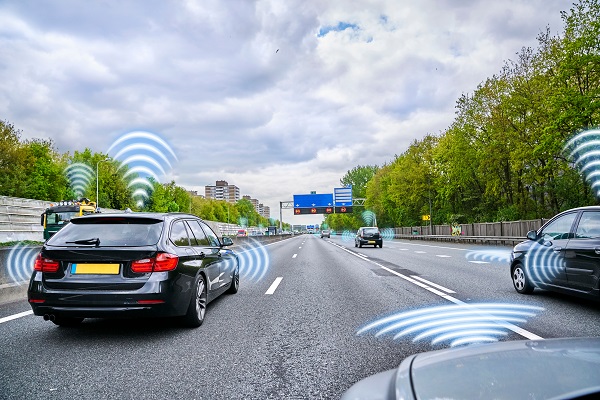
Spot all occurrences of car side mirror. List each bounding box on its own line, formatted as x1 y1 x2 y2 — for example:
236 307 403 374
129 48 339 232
221 237 233 247
526 230 538 240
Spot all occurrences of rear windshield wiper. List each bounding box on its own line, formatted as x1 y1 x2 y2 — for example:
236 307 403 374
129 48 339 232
66 238 100 246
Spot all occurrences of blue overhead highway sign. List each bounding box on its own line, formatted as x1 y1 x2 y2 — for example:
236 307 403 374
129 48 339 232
293 193 333 208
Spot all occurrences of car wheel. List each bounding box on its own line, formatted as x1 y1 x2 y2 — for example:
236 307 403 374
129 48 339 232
226 266 239 294
358 242 362 248
184 274 207 327
52 316 84 327
379 243 383 248
512 264 534 294
355 242 358 247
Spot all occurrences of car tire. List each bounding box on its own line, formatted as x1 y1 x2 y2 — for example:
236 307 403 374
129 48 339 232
379 243 383 248
52 316 84 327
226 266 239 294
183 274 207 327
358 242 362 248
512 264 534 294
355 242 358 247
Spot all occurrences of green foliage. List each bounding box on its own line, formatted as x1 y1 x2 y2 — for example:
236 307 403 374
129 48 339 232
359 0 600 225
340 165 379 199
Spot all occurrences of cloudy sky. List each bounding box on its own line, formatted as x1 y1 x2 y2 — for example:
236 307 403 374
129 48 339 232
0 0 567 225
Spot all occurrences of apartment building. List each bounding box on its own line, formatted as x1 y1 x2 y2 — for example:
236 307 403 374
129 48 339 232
204 180 240 203
242 195 270 218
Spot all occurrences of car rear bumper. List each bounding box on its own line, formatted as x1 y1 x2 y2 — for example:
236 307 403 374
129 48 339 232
357 238 382 246
27 272 192 319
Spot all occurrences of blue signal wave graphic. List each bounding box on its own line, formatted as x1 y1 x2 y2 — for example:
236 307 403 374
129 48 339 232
380 228 395 241
341 230 355 242
236 238 270 282
564 128 600 197
524 242 563 286
6 243 39 285
465 248 512 263
64 162 94 197
361 210 376 226
107 131 177 207
357 303 543 347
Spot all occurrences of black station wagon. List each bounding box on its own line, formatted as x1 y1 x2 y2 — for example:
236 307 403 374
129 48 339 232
510 206 600 300
28 212 239 327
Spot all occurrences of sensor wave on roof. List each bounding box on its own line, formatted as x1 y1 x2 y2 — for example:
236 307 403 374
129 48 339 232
64 162 94 198
107 131 178 208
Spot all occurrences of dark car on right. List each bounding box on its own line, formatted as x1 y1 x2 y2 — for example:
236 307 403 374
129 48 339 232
510 206 600 300
355 227 382 248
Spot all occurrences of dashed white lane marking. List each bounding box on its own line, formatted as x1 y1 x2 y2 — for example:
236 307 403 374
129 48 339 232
410 276 456 293
0 310 33 324
469 261 489 264
328 241 543 341
292 254 297 258
436 255 452 258
299 247 302 249
399 249 409 251
414 251 427 254
265 277 283 295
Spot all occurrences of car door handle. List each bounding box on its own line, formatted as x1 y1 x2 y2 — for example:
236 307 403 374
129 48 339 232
553 246 562 253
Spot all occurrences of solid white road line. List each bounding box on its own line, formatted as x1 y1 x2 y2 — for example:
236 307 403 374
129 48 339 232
410 275 456 293
329 242 543 341
0 310 33 324
265 277 283 295
469 261 489 264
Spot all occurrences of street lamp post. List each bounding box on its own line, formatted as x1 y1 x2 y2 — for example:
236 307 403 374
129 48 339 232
96 157 110 207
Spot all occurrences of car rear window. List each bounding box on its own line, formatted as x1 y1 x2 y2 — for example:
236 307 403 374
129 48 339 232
47 217 164 247
363 228 379 234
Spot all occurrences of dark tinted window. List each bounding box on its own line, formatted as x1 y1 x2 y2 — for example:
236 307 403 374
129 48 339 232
47 217 163 247
363 228 379 235
187 220 211 246
200 221 220 246
170 220 191 247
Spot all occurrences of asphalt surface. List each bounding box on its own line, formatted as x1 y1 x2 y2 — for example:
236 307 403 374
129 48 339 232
1 234 599 399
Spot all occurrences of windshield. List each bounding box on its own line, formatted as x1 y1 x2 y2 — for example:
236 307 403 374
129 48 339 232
45 211 79 225
47 218 163 247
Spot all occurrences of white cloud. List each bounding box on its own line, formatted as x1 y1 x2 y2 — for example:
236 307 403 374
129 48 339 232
0 0 567 222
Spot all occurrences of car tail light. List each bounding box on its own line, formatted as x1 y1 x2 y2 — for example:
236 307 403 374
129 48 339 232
131 253 178 273
153 253 179 272
131 258 154 273
33 253 60 273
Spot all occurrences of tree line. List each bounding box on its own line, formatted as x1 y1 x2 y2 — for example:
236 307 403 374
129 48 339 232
326 0 600 231
0 121 281 229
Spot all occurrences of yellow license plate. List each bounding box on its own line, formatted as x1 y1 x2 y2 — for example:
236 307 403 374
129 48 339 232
368 240 375 244
71 263 120 274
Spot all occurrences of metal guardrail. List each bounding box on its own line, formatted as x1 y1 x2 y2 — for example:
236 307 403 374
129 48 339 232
396 234 525 246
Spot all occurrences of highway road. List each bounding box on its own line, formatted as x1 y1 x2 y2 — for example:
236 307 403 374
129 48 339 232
1 234 599 399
